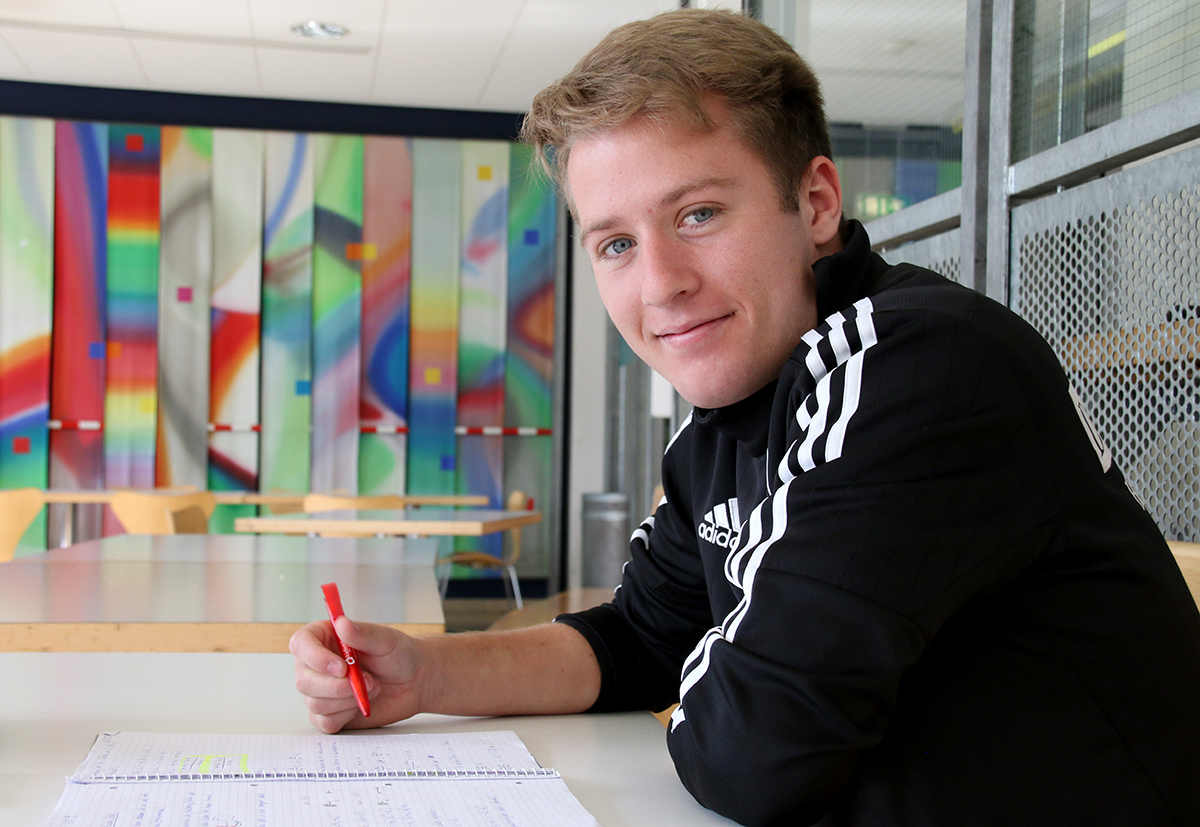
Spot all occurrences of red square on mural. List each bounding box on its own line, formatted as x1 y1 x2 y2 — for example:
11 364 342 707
12 436 30 455
177 286 193 303
126 133 144 152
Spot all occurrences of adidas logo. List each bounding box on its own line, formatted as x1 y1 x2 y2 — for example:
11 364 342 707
697 498 741 549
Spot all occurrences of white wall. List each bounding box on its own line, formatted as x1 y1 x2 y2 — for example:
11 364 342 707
566 226 609 590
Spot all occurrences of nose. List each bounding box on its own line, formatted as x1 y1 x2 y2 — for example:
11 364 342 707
639 235 699 307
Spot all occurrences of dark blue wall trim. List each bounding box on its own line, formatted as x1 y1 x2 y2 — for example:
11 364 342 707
0 79 524 140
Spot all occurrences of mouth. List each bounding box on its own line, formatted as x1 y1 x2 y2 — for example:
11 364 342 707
656 313 733 342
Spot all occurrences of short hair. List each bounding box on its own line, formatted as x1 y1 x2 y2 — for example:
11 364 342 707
520 8 831 212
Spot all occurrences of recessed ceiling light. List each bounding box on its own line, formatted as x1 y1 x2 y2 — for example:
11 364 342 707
291 20 348 40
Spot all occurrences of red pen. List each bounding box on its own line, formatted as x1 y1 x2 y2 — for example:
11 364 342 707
321 582 371 718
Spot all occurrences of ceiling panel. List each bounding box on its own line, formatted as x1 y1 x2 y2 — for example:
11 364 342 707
482 0 677 112
0 0 121 28
111 0 254 39
256 48 377 104
1 27 145 88
131 40 261 98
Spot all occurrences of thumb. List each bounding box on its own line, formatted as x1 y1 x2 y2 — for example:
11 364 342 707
332 615 402 658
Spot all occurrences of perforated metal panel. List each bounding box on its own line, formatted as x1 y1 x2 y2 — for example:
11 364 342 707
880 227 964 284
1012 144 1200 540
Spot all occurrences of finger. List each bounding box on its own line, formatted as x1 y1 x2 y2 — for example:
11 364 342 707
332 616 405 658
290 621 347 678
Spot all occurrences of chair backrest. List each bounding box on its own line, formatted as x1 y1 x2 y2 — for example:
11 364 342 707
110 491 217 535
505 490 529 565
302 493 406 513
0 488 45 562
1168 540 1200 608
169 505 211 534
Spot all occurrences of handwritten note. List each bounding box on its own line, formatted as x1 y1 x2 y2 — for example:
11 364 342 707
46 731 599 827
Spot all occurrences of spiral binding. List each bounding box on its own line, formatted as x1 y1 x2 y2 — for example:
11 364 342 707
82 767 561 783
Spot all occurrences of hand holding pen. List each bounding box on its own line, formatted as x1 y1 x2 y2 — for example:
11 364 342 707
321 582 371 718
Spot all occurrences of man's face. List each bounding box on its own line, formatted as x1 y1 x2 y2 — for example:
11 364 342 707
569 106 840 409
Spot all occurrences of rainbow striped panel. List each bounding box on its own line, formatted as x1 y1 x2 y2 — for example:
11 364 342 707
49 121 107 544
208 129 264 530
104 125 161 497
155 126 213 489
310 134 363 495
408 139 461 496
456 141 509 555
359 136 412 495
0 117 54 555
260 132 314 495
503 143 559 576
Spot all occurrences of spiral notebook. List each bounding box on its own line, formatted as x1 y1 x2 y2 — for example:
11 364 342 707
46 730 599 826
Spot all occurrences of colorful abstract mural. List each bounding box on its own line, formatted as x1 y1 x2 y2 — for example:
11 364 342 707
0 116 559 578
0 117 54 553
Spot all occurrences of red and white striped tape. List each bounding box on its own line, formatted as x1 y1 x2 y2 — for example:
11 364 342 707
454 427 552 436
359 425 409 434
207 423 262 432
47 420 103 431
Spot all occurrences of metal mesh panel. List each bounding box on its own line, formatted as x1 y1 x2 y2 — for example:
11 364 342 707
880 227 964 284
1012 0 1200 162
1012 144 1200 540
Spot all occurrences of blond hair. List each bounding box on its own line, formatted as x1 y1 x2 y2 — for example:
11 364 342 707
520 8 831 212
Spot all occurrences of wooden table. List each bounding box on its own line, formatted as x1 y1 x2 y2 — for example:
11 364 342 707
235 508 542 537
0 651 736 826
0 533 445 652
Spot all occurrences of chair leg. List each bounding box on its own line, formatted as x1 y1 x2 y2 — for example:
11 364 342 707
506 565 523 610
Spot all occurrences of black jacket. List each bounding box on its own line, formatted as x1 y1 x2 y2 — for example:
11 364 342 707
559 222 1200 826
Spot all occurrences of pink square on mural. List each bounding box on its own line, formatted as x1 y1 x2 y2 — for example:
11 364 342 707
177 287 193 303
126 133 144 152
12 437 30 455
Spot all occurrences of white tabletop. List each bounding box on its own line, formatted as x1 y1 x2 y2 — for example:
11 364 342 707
0 651 735 826
0 534 446 651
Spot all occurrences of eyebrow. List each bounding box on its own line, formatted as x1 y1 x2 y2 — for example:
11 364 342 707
579 176 738 242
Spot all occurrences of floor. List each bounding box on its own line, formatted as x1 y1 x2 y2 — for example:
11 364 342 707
442 597 514 632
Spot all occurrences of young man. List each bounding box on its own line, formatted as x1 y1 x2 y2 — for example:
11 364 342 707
292 10 1200 826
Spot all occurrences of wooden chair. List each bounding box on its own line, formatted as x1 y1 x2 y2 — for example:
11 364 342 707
301 493 407 513
1168 541 1200 608
438 490 528 609
109 491 217 535
0 488 45 562
169 505 211 534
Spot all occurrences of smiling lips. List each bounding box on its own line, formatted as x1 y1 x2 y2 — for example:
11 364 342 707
657 313 734 343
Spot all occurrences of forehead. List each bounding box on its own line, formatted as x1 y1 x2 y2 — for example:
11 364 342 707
565 116 772 223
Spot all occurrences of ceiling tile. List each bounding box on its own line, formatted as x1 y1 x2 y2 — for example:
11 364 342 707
481 0 676 112
1 27 146 88
131 40 261 98
0 31 29 78
256 48 376 104
111 0 254 39
0 0 121 28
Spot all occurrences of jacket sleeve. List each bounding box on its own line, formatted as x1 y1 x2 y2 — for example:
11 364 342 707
556 415 718 714
664 301 1065 826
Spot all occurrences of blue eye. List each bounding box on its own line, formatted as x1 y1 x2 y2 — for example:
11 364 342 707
603 237 634 256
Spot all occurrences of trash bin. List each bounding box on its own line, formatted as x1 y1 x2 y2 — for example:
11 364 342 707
581 492 630 588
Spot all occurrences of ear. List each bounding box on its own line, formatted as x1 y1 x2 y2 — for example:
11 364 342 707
798 156 843 247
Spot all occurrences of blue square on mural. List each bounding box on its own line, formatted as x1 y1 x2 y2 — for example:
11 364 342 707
88 342 105 359
295 380 311 396
524 229 539 246
440 455 455 472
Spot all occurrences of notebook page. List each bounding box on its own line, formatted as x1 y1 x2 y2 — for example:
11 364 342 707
46 776 600 827
73 731 546 781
